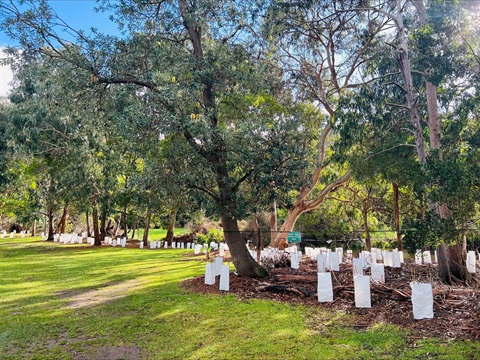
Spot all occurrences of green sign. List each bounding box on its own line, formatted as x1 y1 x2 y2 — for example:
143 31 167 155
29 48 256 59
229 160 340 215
287 231 301 243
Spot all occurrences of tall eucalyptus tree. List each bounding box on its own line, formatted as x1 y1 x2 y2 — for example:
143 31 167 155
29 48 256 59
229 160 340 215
264 0 395 247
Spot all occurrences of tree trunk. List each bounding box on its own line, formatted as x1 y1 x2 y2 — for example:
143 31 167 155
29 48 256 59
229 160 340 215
392 181 402 250
270 200 277 245
92 203 101 246
86 211 91 237
100 210 107 241
57 205 69 234
252 215 262 263
222 214 267 277
362 207 371 251
270 122 351 248
47 208 54 241
272 205 305 249
143 208 152 246
31 219 36 237
461 220 467 255
412 0 465 282
437 243 466 285
178 0 266 277
113 215 121 236
131 214 138 240
395 0 428 165
122 206 128 240
165 208 178 247
44 213 47 237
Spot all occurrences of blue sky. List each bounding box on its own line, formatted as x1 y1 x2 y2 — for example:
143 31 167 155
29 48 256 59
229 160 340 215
1 0 120 96
1 0 120 46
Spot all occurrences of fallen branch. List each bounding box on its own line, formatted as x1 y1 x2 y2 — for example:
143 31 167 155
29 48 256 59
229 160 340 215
256 285 314 297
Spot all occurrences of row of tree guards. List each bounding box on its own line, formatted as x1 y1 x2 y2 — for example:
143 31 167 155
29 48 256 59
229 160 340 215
205 245 479 319
35 227 480 261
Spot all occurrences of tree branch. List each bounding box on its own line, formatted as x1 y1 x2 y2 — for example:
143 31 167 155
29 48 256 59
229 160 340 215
305 170 352 210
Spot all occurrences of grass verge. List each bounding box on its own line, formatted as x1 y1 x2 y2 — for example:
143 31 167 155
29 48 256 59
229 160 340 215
0 237 478 359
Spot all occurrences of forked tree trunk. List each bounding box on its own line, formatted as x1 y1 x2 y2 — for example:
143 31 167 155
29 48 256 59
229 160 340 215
113 215 121 236
273 206 305 249
392 181 403 250
271 167 351 249
165 209 178 247
143 208 152 246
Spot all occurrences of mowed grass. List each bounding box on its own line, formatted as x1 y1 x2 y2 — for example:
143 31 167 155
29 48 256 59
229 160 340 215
0 238 478 360
134 227 186 240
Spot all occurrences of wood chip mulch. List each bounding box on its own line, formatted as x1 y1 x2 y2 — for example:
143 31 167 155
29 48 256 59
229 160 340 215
182 258 480 341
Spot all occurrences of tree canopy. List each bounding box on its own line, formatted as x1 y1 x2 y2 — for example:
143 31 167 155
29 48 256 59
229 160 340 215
1 0 480 280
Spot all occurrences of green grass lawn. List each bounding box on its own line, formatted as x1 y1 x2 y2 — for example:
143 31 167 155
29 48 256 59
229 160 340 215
0 237 478 360
134 228 185 240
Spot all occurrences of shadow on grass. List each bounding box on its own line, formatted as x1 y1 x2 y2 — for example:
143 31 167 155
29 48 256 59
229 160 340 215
1 241 479 360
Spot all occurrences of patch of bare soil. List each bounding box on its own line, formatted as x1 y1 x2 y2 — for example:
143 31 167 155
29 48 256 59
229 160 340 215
182 258 480 341
72 345 142 360
60 279 143 309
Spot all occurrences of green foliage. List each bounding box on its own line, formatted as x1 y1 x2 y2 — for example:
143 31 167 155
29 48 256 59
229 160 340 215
2 0 480 273
402 212 458 254
296 204 353 242
196 228 224 245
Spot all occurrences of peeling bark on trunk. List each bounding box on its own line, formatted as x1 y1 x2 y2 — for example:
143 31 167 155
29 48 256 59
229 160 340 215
437 243 466 285
395 0 427 165
392 181 403 250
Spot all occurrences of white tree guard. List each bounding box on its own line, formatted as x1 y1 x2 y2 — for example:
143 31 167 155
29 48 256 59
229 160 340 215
354 275 371 308
410 282 433 319
317 272 333 302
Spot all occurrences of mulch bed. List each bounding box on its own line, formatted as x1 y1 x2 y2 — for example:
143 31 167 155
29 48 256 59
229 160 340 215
182 257 480 341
